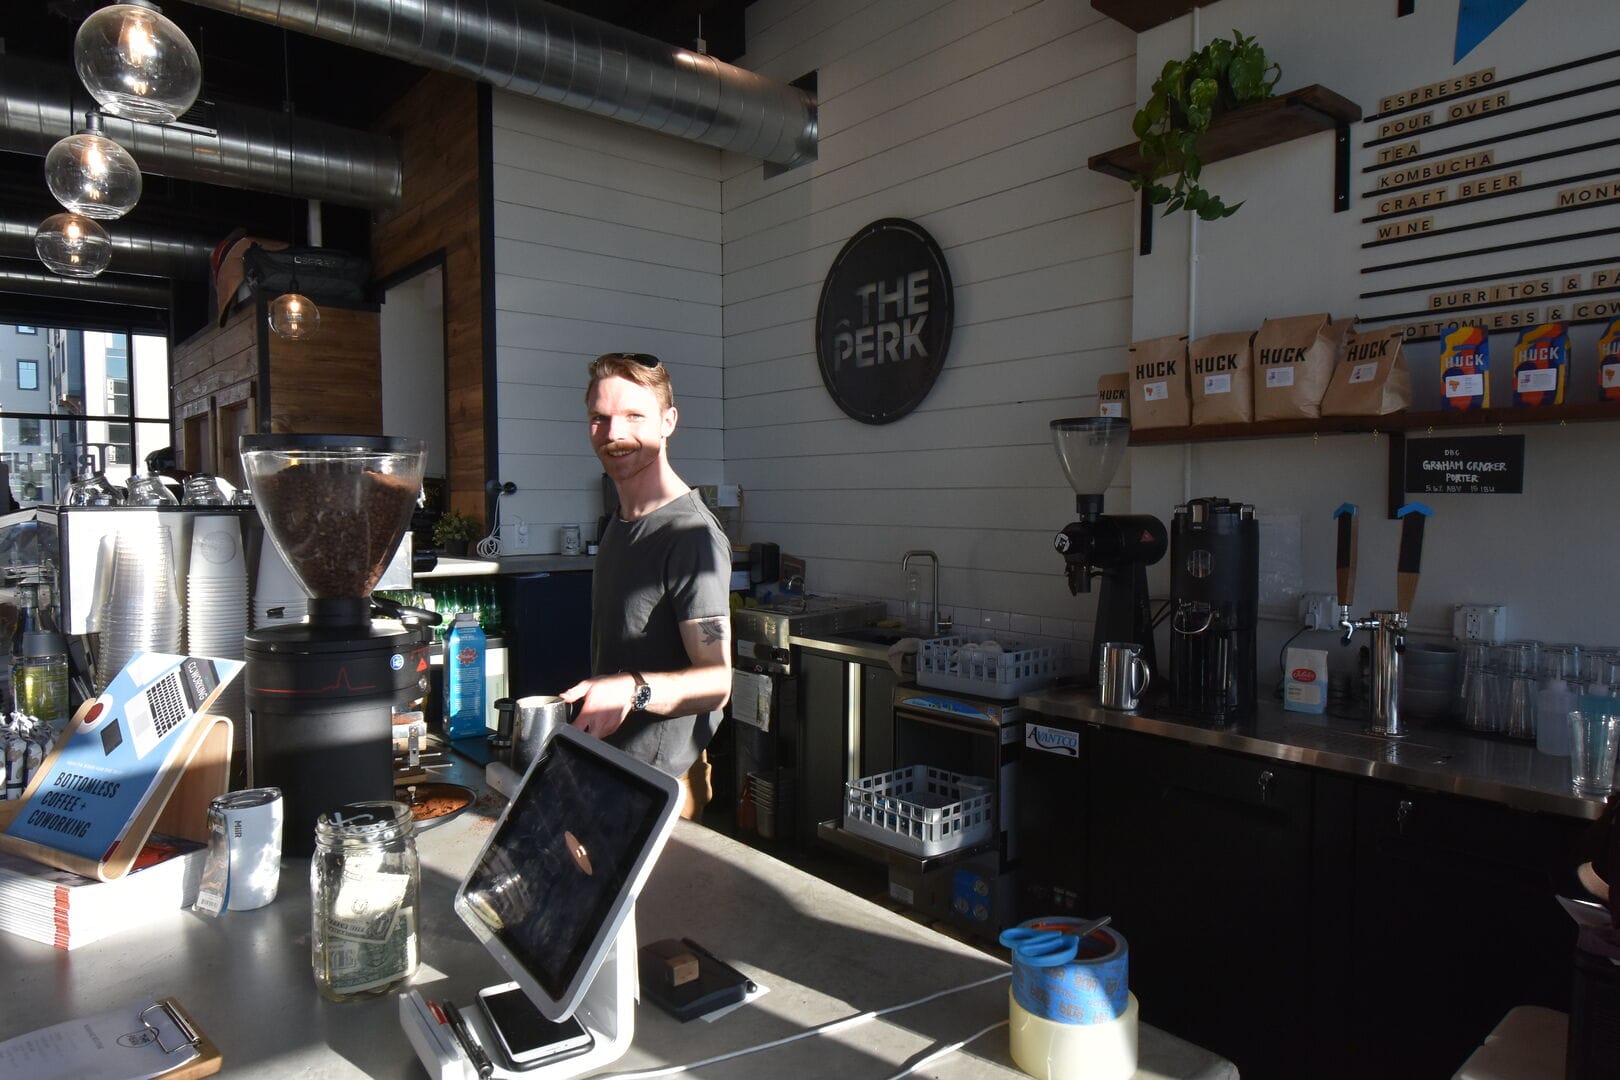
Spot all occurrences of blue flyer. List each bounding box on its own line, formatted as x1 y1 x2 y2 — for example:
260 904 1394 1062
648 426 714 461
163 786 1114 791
5 653 243 865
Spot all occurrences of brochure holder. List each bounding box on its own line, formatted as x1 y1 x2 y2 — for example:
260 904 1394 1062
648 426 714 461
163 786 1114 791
0 654 239 880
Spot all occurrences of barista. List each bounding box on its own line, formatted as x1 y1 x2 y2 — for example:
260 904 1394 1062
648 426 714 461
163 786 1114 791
560 353 731 811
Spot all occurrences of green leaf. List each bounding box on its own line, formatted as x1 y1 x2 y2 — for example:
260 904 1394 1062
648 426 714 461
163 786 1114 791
1220 199 1244 218
1132 110 1152 138
1145 182 1173 205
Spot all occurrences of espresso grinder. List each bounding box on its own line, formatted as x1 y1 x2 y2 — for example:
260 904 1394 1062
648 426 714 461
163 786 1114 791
1167 497 1259 722
1049 418 1167 684
239 434 433 854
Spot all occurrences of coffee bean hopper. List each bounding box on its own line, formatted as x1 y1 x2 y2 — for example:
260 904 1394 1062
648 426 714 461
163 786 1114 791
239 434 433 855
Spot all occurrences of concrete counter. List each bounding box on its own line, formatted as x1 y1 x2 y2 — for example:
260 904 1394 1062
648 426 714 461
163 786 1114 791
2 767 1234 1079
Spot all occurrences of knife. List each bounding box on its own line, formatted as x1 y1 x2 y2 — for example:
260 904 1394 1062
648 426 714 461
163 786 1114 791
1394 503 1433 615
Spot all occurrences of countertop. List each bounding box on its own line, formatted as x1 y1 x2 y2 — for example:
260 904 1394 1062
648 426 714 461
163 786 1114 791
417 554 594 578
2 762 1235 1080
1022 687 1602 821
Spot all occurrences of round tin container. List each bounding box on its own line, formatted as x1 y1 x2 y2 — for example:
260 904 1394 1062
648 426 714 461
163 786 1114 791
208 786 284 910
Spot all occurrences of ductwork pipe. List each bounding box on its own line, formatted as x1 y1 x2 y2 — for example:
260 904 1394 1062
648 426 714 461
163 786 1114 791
186 0 818 169
0 218 214 280
0 57 402 209
0 259 170 307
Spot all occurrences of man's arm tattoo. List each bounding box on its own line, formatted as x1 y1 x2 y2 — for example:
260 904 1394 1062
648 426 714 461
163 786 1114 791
698 617 727 645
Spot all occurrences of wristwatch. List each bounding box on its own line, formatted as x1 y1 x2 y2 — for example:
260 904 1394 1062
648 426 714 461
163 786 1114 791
628 671 652 712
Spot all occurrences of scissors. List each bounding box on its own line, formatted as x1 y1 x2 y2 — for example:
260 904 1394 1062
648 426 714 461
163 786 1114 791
998 915 1111 967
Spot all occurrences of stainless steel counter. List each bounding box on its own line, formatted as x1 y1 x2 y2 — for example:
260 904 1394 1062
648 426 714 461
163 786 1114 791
417 553 594 578
1021 687 1601 820
789 632 897 664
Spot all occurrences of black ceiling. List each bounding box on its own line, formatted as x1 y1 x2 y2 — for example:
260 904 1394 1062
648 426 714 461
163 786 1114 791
0 0 753 333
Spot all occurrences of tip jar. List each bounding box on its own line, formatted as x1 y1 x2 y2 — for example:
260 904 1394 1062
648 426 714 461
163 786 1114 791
311 800 419 1001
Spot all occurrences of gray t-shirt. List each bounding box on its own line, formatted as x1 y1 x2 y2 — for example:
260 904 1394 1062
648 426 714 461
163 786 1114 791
591 490 731 777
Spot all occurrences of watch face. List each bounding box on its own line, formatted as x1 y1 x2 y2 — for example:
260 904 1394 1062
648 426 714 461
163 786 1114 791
633 682 652 710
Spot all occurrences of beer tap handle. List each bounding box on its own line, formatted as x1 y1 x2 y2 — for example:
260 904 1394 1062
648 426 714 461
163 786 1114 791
1333 503 1358 611
1394 503 1432 615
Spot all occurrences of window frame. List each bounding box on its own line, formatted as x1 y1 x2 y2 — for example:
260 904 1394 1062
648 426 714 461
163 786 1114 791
16 360 38 391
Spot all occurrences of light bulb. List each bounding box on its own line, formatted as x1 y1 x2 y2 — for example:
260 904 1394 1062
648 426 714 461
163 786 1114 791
74 2 202 124
269 291 321 340
45 115 142 219
35 212 113 278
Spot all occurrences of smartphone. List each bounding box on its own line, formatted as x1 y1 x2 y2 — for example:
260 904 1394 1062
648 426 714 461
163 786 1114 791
477 983 594 1068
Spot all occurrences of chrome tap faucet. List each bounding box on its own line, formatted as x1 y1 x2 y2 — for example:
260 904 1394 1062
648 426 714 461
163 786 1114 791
901 549 943 636
1331 502 1432 739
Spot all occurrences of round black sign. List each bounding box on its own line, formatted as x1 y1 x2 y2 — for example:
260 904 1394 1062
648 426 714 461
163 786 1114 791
814 218 954 425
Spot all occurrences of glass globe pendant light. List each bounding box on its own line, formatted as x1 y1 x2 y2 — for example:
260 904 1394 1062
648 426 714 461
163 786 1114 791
35 212 113 278
74 1 202 124
269 282 320 340
45 112 142 219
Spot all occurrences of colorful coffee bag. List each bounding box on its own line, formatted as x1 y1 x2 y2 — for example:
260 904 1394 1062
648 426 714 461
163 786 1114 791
1097 372 1130 418
1252 314 1352 421
1600 319 1620 401
1189 331 1255 425
1321 328 1411 416
1440 325 1490 410
1127 335 1190 429
1511 323 1568 407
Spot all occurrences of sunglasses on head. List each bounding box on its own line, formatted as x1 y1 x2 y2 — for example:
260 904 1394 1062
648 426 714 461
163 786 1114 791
597 352 661 369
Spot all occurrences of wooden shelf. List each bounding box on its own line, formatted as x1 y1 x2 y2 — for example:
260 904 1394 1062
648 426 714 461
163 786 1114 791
1089 84 1362 182
1090 0 1222 33
1128 401 1620 446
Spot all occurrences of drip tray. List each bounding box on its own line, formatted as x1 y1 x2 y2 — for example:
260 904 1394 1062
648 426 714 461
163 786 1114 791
1280 721 1454 766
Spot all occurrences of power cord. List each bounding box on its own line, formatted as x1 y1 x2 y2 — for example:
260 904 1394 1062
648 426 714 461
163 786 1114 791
1274 622 1311 700
476 490 506 558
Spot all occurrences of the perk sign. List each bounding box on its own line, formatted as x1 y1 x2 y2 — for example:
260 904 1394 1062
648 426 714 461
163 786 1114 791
815 218 954 425
1405 434 1524 494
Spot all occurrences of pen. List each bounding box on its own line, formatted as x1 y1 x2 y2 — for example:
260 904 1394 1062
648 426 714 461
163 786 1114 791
442 1001 495 1079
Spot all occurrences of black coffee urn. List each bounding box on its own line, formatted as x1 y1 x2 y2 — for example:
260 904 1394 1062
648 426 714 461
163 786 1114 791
1168 497 1258 721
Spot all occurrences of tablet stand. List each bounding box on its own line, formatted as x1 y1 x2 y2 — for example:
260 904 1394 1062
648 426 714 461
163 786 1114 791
401 916 638 1080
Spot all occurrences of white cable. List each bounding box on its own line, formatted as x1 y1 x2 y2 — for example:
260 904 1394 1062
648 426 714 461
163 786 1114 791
476 491 505 557
880 1018 1009 1080
600 970 1011 1080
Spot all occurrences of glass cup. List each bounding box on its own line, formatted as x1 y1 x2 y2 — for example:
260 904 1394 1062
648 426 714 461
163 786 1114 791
1570 710 1620 795
126 473 178 505
182 473 228 505
1494 641 1540 740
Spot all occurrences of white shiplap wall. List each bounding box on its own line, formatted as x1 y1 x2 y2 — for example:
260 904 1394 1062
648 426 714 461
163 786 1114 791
722 0 1137 637
489 95 725 554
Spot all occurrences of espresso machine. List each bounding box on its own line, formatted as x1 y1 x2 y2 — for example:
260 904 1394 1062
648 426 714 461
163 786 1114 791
1049 418 1167 684
239 434 433 854
1167 497 1259 722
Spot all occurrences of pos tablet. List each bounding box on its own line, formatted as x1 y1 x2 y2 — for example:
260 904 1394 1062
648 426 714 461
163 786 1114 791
453 722 682 1024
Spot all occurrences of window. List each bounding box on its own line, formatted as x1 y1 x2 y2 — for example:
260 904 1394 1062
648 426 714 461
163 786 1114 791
17 360 37 390
15 326 36 335
17 419 40 445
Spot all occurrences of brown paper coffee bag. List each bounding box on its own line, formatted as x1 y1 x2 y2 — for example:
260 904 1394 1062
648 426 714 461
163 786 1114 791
1252 314 1349 421
1097 372 1130 419
1321 328 1412 416
1128 335 1189 429
1189 331 1255 425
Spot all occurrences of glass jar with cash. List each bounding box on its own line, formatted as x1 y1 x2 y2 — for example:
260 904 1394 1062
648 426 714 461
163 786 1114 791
310 800 419 1002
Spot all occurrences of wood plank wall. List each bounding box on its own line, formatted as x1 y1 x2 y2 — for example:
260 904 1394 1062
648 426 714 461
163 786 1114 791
721 0 1137 635
486 94 724 555
263 306 382 434
371 72 487 517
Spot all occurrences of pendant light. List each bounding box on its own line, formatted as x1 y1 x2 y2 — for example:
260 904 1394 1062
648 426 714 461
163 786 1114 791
45 112 142 220
35 212 113 279
269 30 318 341
74 1 202 124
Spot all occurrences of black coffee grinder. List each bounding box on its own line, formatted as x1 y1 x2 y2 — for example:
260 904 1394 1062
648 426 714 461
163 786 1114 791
239 434 433 855
1049 418 1167 685
1167 497 1259 722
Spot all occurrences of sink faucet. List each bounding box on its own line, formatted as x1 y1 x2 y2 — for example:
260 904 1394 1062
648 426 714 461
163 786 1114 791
900 549 944 636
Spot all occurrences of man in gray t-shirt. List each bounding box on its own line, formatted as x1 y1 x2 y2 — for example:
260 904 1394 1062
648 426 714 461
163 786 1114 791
561 353 732 781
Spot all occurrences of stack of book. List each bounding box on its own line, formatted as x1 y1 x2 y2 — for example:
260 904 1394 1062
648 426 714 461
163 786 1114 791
0 834 206 950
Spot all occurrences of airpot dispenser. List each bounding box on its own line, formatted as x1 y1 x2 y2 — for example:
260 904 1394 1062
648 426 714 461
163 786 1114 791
1049 417 1167 685
239 434 433 854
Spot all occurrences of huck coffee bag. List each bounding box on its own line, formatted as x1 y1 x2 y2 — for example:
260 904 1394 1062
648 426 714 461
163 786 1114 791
1189 331 1255 425
1511 323 1569 407
1252 314 1351 421
1127 335 1189 429
1598 319 1620 401
1097 372 1130 418
1440 325 1489 410
1321 328 1411 416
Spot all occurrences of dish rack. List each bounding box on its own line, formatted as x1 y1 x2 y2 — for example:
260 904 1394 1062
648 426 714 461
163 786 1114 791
916 636 1070 700
842 765 993 858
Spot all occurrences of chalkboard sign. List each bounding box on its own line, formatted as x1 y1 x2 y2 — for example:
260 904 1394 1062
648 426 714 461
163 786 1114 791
814 218 954 425
1404 434 1525 494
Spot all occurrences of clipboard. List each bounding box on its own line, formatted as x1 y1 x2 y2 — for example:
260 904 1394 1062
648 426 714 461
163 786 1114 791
0 995 221 1080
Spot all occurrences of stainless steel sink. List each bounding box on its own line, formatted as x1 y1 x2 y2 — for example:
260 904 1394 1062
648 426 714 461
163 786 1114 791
832 627 908 646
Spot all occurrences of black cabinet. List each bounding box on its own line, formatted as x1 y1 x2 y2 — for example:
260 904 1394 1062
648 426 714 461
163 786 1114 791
1346 784 1586 1080
798 650 847 844
1085 726 1337 1080
861 662 897 777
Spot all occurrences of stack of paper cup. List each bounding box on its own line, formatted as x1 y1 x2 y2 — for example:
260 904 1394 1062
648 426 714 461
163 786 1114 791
97 523 183 692
253 537 310 628
188 514 249 758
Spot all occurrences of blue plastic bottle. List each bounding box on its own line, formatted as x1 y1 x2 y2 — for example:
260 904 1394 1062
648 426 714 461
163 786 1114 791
444 612 487 740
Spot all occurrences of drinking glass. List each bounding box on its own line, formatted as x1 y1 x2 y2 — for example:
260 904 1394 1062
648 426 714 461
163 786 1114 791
181 473 228 505
1457 641 1491 727
1496 640 1540 740
1465 645 1504 733
1537 645 1583 756
126 473 178 505
66 470 122 506
1570 710 1620 795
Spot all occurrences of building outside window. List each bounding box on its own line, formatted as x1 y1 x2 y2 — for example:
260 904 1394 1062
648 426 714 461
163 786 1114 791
15 326 36 335
18 360 38 391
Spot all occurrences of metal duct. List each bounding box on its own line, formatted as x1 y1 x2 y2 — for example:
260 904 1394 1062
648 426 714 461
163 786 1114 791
0 57 402 209
0 218 214 280
186 0 818 169
0 260 170 307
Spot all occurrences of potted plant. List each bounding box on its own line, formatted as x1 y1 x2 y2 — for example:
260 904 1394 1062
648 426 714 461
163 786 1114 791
1131 31 1281 220
432 509 482 556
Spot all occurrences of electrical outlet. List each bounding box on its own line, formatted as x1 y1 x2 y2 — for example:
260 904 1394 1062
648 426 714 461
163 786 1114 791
1454 604 1508 642
1298 592 1339 631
